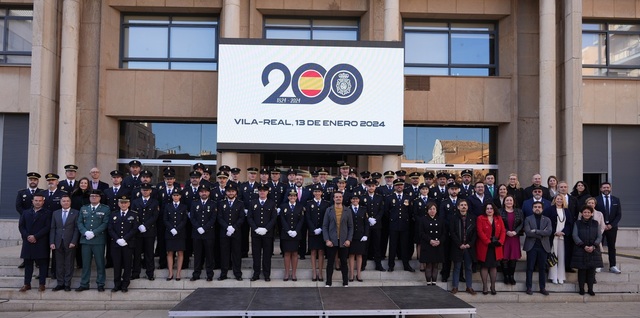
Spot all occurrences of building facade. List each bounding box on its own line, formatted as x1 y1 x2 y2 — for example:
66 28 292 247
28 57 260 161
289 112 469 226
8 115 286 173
0 0 639 225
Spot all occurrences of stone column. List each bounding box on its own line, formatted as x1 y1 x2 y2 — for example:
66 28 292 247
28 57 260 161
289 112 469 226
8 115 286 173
222 0 240 38
219 0 241 169
562 0 583 182
539 0 556 178
57 0 81 170
382 0 401 173
29 0 61 179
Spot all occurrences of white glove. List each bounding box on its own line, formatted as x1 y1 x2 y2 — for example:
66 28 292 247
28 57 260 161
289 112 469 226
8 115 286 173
314 228 322 235
85 231 95 240
170 228 178 236
227 226 235 235
287 230 293 237
368 217 376 226
257 227 267 235
254 228 261 235
244 209 248 216
360 236 368 242
197 227 205 234
138 225 147 233
226 230 233 237
289 231 297 238
277 208 281 215
116 238 126 246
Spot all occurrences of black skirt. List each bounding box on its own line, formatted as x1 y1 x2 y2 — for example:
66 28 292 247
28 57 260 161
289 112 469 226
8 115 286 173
307 233 325 250
166 238 185 252
348 240 367 255
480 245 499 268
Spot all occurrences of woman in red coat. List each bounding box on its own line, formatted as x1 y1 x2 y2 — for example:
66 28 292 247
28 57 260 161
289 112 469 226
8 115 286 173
476 203 506 295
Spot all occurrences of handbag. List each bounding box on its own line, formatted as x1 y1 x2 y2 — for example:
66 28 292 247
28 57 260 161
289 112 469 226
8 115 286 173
546 252 558 268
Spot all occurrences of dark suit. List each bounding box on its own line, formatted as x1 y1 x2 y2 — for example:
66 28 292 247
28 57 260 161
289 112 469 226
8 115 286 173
90 180 110 191
522 198 552 218
458 184 474 200
247 198 278 278
15 188 42 215
269 181 287 204
218 199 245 278
50 208 79 287
104 186 131 212
333 176 358 193
131 197 159 278
468 195 491 217
524 184 552 201
523 214 552 291
156 186 181 268
596 194 622 267
240 182 259 258
163 201 189 249
438 197 460 280
58 179 79 193
108 210 139 290
190 199 217 279
19 208 51 286
122 174 142 190
385 193 412 270
361 193 384 266
44 189 67 213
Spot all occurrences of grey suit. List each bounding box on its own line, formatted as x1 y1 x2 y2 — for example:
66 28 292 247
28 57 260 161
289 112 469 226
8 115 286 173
50 208 80 287
523 214 552 291
322 205 354 286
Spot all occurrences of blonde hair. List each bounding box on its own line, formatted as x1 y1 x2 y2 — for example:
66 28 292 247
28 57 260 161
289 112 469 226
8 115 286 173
508 173 520 188
552 194 568 208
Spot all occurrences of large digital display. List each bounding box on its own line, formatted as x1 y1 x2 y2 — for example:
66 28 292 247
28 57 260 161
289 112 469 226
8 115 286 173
217 39 404 153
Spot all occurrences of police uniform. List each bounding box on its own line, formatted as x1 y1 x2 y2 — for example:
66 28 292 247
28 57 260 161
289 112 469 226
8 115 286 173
16 172 43 215
181 171 202 269
429 172 450 207
239 168 260 259
385 179 414 272
305 186 331 251
108 197 139 292
217 183 245 280
190 185 217 281
360 181 385 270
246 186 278 281
156 170 181 269
122 160 142 190
76 194 111 291
269 169 287 205
459 169 475 199
58 164 79 193
279 193 305 253
131 183 159 280
164 195 188 252
438 182 461 282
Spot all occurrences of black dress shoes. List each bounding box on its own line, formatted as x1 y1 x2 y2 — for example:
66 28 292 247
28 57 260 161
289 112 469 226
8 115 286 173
53 285 65 291
75 286 89 292
97 286 105 292
218 276 228 281
111 286 121 292
250 276 260 281
190 277 199 281
404 267 415 273
265 277 271 282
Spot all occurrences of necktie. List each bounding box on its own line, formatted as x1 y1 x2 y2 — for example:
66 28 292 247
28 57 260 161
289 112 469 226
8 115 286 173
143 199 148 205
397 194 401 201
50 191 54 197
489 186 494 196
354 207 358 214
202 201 206 206
229 200 233 206
297 188 302 201
62 211 68 225
604 195 610 215
193 187 197 193
290 204 294 210
30 189 34 195
168 188 172 196
174 203 178 209
452 199 456 205
260 200 264 206
92 206 96 212
122 211 125 218
70 181 73 188
133 176 137 182
114 188 118 194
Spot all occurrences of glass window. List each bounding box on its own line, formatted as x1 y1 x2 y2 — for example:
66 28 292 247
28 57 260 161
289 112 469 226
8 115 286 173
403 126 494 164
121 14 218 70
119 122 217 159
264 18 358 41
403 21 497 76
583 22 640 78
0 7 33 65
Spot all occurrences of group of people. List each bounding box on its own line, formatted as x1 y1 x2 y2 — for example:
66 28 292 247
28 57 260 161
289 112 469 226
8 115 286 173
16 163 621 295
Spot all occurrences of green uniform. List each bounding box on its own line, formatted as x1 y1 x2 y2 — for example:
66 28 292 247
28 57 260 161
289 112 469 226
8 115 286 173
77 204 110 288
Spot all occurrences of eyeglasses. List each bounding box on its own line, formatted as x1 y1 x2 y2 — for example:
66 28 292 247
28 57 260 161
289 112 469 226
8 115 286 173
90 195 101 197
90 171 100 174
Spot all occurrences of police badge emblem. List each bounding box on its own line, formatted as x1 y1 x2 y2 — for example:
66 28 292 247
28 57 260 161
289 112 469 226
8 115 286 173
335 72 352 96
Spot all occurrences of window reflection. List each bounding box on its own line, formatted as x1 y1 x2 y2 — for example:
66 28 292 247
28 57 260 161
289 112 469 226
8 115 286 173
403 126 492 164
121 15 218 70
0 7 33 65
404 21 496 76
582 22 640 77
264 18 358 41
119 122 217 159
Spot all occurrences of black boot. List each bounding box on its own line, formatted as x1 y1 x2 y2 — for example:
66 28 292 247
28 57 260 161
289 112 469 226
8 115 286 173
508 261 517 285
501 261 509 284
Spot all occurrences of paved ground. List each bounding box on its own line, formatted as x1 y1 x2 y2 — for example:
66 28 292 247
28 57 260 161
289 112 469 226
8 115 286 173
2 301 640 318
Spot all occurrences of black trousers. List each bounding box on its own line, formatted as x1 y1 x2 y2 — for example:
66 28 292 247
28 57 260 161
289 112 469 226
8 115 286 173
603 228 618 266
298 222 308 256
526 245 548 290
388 229 410 269
220 235 243 278
192 238 215 278
111 243 133 288
24 258 48 285
367 227 382 264
133 236 156 277
440 240 452 279
156 216 167 268
326 245 349 286
183 222 193 268
578 268 596 292
251 234 274 278
241 221 250 258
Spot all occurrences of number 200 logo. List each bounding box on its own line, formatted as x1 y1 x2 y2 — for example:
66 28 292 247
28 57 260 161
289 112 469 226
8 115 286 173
261 62 364 105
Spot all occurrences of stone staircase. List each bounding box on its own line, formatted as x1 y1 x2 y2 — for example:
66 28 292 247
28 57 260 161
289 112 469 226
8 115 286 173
0 240 638 312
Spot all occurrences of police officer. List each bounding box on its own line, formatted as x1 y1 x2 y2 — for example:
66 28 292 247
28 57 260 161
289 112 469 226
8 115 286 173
333 162 358 193
422 171 436 188
131 183 159 280
240 167 259 258
376 170 396 198
269 168 286 205
430 172 449 207
43 173 67 278
122 160 142 190
108 195 139 292
305 184 332 279
76 190 110 292
16 172 42 269
58 164 79 193
156 169 180 269
459 169 475 199
104 170 130 269
352 170 370 198
217 182 245 281
361 179 385 271
439 182 461 282
247 185 277 281
131 170 156 200
385 178 415 272
190 184 217 281
317 168 335 202
181 171 202 269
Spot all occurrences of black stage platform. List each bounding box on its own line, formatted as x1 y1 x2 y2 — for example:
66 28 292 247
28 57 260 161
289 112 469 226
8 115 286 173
168 286 476 318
